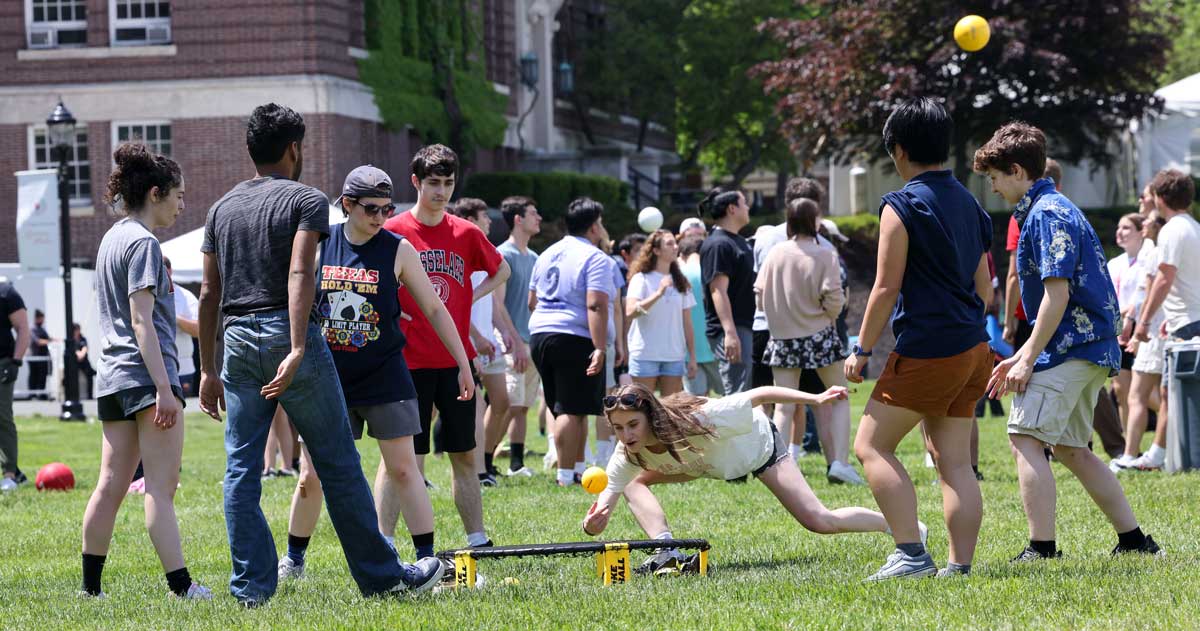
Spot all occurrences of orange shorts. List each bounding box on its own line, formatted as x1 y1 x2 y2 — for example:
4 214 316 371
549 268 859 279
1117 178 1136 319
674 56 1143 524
870 342 993 418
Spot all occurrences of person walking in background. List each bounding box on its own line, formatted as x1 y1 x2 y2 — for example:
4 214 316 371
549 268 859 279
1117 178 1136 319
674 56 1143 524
625 229 697 397
28 309 52 400
679 233 723 397
757 198 861 486
699 188 756 394
0 280 31 493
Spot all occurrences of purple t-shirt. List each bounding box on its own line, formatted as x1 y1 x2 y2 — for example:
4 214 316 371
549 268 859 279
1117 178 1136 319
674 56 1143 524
529 236 616 340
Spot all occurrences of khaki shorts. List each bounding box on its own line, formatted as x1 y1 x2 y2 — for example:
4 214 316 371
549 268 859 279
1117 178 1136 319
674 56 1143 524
1007 360 1110 448
478 350 507 376
505 348 542 408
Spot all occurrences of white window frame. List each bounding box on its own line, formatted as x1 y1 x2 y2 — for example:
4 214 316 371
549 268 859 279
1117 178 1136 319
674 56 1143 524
27 124 93 213
109 0 171 46
111 120 172 158
25 0 89 49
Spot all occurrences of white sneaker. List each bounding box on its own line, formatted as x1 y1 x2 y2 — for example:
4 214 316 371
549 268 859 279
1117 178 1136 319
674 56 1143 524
1128 453 1164 471
924 452 936 468
1109 454 1137 473
505 467 534 477
171 582 214 600
278 556 305 581
827 461 865 485
918 521 929 547
0 478 17 493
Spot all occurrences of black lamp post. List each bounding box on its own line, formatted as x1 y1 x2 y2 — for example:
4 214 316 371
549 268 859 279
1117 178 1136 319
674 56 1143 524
516 52 541 152
47 101 85 421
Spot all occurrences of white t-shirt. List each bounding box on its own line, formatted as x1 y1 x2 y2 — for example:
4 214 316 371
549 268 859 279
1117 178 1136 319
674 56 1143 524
596 393 773 512
626 270 696 362
173 283 198 377
1129 240 1166 332
1157 213 1200 332
752 223 834 330
469 270 499 357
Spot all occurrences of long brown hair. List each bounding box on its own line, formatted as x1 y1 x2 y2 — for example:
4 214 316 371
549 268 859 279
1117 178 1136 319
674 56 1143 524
628 229 690 293
604 382 716 468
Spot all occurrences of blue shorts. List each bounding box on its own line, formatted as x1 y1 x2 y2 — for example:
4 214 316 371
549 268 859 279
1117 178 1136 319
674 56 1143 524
628 357 686 378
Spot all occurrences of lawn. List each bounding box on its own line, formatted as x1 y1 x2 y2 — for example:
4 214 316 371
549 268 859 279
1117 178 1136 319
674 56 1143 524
1 384 1197 630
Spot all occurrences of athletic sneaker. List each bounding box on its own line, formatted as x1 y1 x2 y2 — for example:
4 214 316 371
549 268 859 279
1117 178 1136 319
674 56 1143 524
77 590 106 599
865 549 937 581
827 461 864 485
1128 453 1164 471
935 566 968 578
388 557 445 595
277 556 305 581
505 467 534 477
635 550 688 576
1112 534 1165 557
170 583 214 600
275 468 297 478
918 521 929 547
1010 546 1062 562
1109 454 1137 473
0 478 16 493
479 474 498 488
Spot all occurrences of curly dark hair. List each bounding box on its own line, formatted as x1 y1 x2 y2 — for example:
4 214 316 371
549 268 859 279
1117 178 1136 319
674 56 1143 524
411 144 458 180
246 103 306 165
972 121 1046 180
628 230 689 293
604 382 716 468
104 143 182 213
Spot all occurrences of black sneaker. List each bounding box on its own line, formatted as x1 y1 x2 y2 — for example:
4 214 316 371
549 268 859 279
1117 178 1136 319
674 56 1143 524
479 473 498 488
974 467 985 482
470 538 494 548
13 468 28 485
634 551 679 576
1112 534 1164 557
1011 546 1062 563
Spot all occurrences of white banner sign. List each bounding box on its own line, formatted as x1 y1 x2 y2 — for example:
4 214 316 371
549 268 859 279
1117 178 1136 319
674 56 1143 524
15 168 60 278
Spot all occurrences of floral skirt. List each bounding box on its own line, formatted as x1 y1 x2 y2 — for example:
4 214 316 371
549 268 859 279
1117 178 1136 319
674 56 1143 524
763 326 847 369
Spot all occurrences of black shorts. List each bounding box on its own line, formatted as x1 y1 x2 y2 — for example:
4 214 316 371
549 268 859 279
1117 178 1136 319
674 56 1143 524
751 421 789 478
1120 349 1136 371
798 368 826 394
752 329 774 388
530 332 604 416
97 384 185 421
411 367 476 454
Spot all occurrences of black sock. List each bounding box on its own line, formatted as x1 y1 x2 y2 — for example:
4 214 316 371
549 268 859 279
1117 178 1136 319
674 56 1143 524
165 567 192 596
1030 539 1057 556
510 443 525 471
412 531 435 559
897 542 926 557
287 533 311 565
81 553 106 595
946 561 971 574
1117 526 1146 549
478 472 490 481
484 452 495 473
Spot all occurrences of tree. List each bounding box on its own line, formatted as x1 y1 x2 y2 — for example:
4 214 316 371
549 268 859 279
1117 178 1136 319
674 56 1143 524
756 1 1175 182
358 0 508 170
1155 0 1200 85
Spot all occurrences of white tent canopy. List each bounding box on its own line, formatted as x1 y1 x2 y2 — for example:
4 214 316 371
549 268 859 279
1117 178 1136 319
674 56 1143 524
1135 72 1200 189
161 204 346 284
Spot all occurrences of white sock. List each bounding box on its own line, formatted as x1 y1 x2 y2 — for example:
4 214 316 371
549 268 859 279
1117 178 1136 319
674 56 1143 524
574 462 586 476
654 531 674 540
467 531 489 547
557 468 575 485
789 444 804 460
1146 444 1166 463
596 439 616 466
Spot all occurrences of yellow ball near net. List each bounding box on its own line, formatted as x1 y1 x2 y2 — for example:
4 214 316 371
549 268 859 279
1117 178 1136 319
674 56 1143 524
581 466 608 494
954 15 990 52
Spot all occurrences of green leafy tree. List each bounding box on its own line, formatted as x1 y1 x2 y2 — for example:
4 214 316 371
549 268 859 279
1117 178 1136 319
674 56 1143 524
1155 0 1200 85
756 0 1174 182
358 0 508 169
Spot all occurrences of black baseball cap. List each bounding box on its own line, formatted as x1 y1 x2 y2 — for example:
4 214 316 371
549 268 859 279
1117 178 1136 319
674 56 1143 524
337 165 393 207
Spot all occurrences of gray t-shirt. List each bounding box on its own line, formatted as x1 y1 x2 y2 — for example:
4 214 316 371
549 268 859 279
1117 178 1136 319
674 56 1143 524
94 217 179 397
202 177 330 326
497 240 538 342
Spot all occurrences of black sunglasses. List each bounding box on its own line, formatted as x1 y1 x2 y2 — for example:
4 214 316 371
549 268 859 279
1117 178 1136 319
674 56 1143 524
348 198 396 217
602 393 640 409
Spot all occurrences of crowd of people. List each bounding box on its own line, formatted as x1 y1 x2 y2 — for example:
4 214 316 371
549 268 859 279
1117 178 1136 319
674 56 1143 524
1 96 1194 602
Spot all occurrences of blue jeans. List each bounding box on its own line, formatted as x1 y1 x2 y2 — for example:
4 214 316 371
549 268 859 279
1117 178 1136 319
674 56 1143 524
221 310 404 601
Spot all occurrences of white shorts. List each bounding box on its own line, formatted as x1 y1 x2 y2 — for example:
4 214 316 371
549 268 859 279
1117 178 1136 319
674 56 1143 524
478 351 507 376
1132 334 1166 375
504 349 542 408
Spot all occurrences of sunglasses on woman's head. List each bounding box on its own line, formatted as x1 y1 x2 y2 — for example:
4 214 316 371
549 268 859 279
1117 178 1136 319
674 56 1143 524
603 393 640 409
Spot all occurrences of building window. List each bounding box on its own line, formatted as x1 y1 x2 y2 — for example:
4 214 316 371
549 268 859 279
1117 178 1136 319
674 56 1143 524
25 0 89 49
29 126 91 207
113 122 172 157
110 0 171 45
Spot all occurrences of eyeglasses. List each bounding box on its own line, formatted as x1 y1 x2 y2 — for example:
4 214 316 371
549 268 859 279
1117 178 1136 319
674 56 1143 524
349 199 396 217
602 393 639 409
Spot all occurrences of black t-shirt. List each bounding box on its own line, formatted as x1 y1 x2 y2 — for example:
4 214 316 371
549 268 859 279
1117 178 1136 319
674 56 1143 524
31 324 50 357
699 226 756 339
202 177 330 327
0 282 26 359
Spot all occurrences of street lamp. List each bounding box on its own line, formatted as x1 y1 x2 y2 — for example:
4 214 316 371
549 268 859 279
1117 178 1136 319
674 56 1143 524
46 100 85 421
557 61 574 97
516 52 541 152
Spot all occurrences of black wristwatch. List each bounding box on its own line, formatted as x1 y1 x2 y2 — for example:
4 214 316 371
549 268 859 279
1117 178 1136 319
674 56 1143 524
851 344 872 357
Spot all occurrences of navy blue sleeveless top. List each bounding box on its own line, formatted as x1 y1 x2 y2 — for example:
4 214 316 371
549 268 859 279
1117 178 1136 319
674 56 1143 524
318 223 417 406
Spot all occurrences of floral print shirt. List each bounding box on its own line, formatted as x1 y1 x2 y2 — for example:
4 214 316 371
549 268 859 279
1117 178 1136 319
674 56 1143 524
1014 178 1121 374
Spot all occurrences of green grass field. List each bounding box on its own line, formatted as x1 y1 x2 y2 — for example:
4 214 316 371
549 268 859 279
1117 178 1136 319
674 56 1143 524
1 385 1197 630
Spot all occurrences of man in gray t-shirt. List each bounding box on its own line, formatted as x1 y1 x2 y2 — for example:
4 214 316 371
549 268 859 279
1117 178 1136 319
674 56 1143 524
95 217 179 398
196 103 440 605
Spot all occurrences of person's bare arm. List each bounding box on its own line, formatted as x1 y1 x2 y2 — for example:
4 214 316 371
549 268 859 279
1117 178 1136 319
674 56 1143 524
130 289 181 429
709 274 741 363
9 309 30 362
585 290 609 376
1004 250 1021 341
989 278 1069 397
261 230 319 400
472 260 511 304
974 253 994 306
748 385 848 408
846 205 907 382
198 252 225 420
397 240 474 401
176 315 200 338
1135 264 1177 342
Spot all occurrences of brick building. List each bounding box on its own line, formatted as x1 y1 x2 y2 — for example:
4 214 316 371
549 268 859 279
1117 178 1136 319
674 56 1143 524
1 0 674 266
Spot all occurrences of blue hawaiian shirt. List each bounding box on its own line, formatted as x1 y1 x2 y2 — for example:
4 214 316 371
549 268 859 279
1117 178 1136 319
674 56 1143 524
1014 178 1121 374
